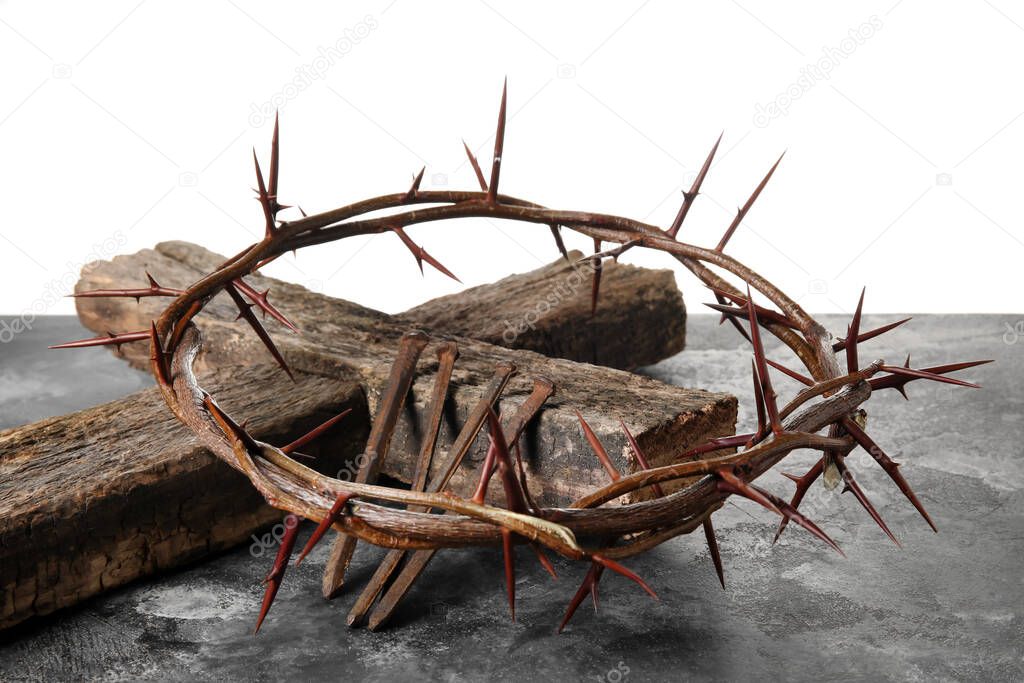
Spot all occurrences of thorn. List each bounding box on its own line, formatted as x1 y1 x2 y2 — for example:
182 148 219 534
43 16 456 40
841 418 937 532
549 223 570 261
710 291 752 343
253 148 276 239
268 112 281 215
765 358 813 386
225 283 294 380
254 514 300 634
532 544 558 580
668 131 722 238
149 322 170 385
391 226 461 283
502 528 516 622
743 286 782 434
834 456 901 547
203 394 262 454
833 317 911 351
716 153 784 252
295 493 353 565
678 433 755 459
619 420 663 497
462 139 488 191
280 408 352 455
774 458 823 543
487 78 507 204
751 359 766 437
558 562 602 633
847 287 865 373
591 554 658 600
484 408 531 514
590 238 602 315
869 358 992 397
232 279 299 333
717 468 843 555
590 565 604 612
585 240 640 262
404 166 425 203
514 441 542 514
703 518 725 589
69 283 184 300
709 287 800 330
49 330 149 349
873 364 983 391
575 410 620 481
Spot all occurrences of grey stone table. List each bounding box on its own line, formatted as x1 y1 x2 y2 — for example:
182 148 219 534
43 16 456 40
1 315 1021 682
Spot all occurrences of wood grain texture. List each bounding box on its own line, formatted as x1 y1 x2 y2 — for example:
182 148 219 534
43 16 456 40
73 242 733 505
397 249 686 370
0 242 733 630
0 363 370 631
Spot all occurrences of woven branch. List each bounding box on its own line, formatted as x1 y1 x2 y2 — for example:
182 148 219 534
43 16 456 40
58 81 990 633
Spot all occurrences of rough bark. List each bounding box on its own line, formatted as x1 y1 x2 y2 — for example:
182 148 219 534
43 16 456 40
0 242 732 630
397 249 686 369
0 363 370 631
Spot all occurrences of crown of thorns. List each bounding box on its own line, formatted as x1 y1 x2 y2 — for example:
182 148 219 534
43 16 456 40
57 81 989 633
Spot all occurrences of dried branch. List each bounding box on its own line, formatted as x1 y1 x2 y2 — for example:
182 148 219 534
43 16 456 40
55 83 989 634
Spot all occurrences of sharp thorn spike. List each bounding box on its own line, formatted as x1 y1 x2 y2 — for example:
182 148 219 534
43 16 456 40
619 420 664 497
591 555 658 600
548 223 570 261
502 528 516 622
232 279 298 333
765 358 814 386
281 408 352 455
834 457 901 547
149 322 170 385
49 330 150 349
558 562 602 633
841 418 937 532
487 79 507 204
743 286 782 433
715 152 784 252
833 317 911 351
774 458 823 542
847 287 865 373
252 147 276 237
532 543 558 580
268 112 280 212
225 283 294 380
295 493 352 566
462 139 488 191
575 410 620 481
253 515 300 634
404 166 425 202
711 291 752 343
703 518 725 589
391 226 461 283
718 468 843 555
751 358 767 436
668 131 722 238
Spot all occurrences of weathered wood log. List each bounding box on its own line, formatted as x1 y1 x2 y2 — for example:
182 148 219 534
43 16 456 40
397 250 686 370
0 242 733 630
73 242 728 505
0 362 370 631
79 242 685 372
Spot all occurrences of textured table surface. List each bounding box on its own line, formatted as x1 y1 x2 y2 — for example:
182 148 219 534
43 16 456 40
1 315 1021 682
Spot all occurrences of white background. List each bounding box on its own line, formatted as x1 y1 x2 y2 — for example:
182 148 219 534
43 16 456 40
0 0 1020 318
